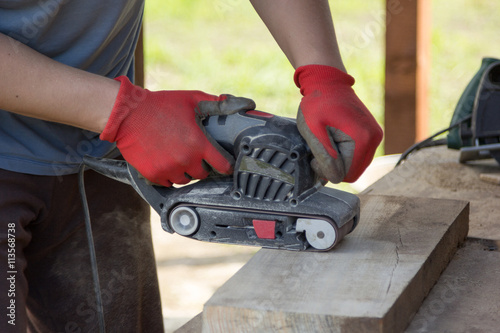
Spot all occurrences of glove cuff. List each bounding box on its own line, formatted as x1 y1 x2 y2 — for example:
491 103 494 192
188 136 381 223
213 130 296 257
293 65 355 96
100 76 147 142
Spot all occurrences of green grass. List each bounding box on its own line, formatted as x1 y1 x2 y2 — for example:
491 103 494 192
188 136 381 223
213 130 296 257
143 0 500 191
144 0 298 117
429 0 500 132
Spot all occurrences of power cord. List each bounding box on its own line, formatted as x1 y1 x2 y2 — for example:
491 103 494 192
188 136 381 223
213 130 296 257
396 115 472 167
78 164 106 333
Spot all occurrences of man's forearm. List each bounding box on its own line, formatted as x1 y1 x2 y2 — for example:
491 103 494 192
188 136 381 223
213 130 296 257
0 33 119 132
250 0 346 72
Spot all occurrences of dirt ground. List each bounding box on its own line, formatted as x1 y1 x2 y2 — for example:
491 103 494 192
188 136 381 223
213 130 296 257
150 211 257 332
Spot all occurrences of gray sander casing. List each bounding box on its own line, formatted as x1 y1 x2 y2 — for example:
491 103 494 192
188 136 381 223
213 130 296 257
83 111 360 251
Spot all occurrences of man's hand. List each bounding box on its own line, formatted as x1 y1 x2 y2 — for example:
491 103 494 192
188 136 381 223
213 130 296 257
100 76 255 187
294 65 383 183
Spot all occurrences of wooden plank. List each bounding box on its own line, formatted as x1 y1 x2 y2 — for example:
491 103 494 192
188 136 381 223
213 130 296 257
202 195 469 333
479 172 500 185
406 240 500 332
384 0 431 154
363 146 500 240
175 313 203 333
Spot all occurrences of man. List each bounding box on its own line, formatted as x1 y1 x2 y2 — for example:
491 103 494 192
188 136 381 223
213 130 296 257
0 0 382 331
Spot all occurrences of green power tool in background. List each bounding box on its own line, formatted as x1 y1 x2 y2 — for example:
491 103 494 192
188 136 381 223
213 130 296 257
448 57 500 164
398 57 500 166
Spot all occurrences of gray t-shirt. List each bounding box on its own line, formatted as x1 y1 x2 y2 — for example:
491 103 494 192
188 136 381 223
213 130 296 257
0 0 144 176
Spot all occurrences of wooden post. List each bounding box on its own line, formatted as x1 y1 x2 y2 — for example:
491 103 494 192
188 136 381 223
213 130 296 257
384 0 431 154
134 24 145 88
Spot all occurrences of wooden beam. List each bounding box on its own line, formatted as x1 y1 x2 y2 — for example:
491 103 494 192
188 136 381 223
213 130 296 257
406 240 500 332
384 0 431 154
202 195 469 333
175 313 203 333
363 146 500 240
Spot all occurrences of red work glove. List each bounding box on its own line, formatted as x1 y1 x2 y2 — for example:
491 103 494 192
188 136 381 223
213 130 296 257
100 76 255 187
294 65 383 183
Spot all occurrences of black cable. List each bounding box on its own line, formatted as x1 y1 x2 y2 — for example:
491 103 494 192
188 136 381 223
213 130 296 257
396 115 472 167
78 164 106 333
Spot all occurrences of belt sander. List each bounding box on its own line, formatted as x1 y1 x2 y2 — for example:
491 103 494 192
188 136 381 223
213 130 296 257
84 110 359 251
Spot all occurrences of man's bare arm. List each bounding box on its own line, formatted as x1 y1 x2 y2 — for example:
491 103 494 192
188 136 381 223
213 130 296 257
250 0 346 72
250 0 383 183
0 33 119 132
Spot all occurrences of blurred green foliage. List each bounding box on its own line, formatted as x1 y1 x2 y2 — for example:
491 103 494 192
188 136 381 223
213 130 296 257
143 0 500 164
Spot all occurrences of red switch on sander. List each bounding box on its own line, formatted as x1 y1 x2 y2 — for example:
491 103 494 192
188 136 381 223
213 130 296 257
252 220 276 239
